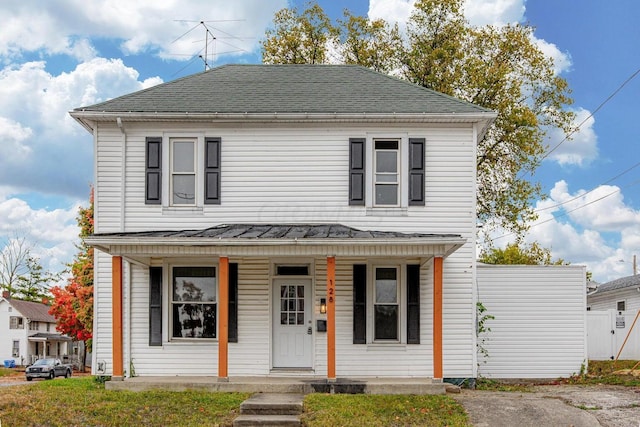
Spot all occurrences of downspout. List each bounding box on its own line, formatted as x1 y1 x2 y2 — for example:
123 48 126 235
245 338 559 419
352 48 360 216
471 122 479 379
125 260 132 378
117 117 126 231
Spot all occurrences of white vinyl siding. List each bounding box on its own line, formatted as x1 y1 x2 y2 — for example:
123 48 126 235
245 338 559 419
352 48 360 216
588 288 640 313
476 264 587 379
93 122 478 378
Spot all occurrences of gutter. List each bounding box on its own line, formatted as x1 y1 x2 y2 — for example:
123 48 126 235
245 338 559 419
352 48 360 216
69 110 497 131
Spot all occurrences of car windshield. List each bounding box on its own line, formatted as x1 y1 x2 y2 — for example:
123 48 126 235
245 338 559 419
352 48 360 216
33 359 55 366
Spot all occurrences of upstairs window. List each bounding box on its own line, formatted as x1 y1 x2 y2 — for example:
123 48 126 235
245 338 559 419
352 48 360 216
29 321 39 331
349 137 425 208
617 300 626 312
171 140 196 205
9 316 23 329
374 141 400 207
145 137 221 206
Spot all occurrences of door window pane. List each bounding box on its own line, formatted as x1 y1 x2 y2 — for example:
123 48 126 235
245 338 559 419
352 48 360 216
374 305 398 340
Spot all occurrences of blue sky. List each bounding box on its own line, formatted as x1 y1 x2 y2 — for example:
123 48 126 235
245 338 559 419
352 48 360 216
0 0 638 283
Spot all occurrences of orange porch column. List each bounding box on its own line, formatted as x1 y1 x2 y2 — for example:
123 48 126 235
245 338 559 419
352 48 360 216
433 256 443 380
112 256 123 378
327 256 336 380
218 257 229 380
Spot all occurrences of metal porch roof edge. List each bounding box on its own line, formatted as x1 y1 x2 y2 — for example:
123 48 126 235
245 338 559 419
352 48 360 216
85 223 465 247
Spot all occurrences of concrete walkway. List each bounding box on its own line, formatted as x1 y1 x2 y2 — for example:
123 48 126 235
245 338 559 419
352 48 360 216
454 385 640 427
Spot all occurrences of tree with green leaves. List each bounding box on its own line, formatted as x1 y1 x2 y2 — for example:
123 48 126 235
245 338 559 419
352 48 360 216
479 241 566 265
14 256 60 302
261 0 575 241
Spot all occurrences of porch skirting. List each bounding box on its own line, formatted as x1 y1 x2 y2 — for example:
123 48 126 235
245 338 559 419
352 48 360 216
105 376 445 395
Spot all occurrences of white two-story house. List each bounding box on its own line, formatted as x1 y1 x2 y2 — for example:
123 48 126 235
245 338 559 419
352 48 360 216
71 64 499 381
0 292 71 365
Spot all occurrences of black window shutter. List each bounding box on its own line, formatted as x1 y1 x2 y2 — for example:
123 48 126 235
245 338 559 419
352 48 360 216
205 138 221 205
353 264 367 344
145 137 162 205
408 138 425 206
407 264 420 344
149 267 163 346
349 138 365 206
228 263 238 343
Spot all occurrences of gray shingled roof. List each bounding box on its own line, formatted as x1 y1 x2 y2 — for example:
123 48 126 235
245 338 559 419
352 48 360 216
9 299 55 323
590 274 640 295
29 332 71 342
92 223 461 240
74 64 492 115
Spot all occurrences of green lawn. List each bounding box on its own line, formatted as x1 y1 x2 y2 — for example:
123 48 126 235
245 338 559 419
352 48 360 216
0 367 17 377
0 376 471 426
0 377 249 426
302 393 469 426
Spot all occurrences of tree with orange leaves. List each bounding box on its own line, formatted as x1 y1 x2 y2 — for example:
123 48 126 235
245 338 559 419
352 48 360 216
49 187 94 368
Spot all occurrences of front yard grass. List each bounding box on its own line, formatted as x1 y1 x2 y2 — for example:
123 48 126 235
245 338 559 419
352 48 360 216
0 376 471 426
565 359 640 387
0 377 249 426
0 367 18 377
302 393 469 426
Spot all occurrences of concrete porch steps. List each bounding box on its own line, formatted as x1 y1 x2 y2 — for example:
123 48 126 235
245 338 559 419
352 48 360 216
233 393 304 427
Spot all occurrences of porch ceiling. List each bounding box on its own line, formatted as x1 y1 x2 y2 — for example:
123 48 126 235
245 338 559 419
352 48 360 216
85 223 466 262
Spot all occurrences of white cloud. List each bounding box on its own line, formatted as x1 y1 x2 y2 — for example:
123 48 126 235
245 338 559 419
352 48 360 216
0 196 80 274
369 0 526 28
369 0 415 27
0 0 287 61
488 180 640 283
544 108 598 167
534 37 572 75
0 117 32 163
463 0 525 26
0 58 160 198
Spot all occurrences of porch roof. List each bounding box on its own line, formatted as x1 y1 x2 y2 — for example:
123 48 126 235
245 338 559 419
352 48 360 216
28 333 72 342
86 223 466 261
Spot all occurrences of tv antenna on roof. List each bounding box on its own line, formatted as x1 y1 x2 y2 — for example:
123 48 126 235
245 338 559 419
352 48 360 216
172 19 248 72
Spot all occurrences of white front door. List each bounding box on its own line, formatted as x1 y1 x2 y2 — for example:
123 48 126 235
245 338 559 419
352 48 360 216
272 279 313 368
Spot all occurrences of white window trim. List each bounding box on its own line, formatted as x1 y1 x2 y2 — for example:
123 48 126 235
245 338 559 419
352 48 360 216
162 133 205 209
12 340 19 357
617 300 626 312
367 263 407 344
365 134 409 210
163 261 219 343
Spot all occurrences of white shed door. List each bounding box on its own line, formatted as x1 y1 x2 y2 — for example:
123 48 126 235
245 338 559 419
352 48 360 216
272 279 312 368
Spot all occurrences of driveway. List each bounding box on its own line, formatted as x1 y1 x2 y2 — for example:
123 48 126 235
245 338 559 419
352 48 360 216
454 384 640 427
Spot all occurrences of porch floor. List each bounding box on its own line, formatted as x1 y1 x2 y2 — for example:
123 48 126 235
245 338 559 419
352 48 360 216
105 376 445 395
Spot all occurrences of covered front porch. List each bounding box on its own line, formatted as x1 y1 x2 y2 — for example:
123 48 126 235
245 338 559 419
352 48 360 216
27 333 72 365
105 375 447 395
88 224 466 383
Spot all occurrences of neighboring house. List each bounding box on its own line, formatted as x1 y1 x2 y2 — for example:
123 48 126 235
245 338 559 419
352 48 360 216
0 291 71 366
70 64 583 382
588 274 640 313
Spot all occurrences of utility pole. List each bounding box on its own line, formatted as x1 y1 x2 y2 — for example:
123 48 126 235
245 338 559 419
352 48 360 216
634 254 637 276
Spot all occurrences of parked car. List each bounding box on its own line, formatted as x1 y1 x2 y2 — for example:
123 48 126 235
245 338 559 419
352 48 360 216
25 358 72 381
